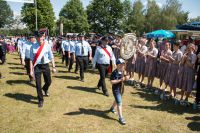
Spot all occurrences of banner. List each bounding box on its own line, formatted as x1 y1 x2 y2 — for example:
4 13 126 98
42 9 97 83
3 0 34 3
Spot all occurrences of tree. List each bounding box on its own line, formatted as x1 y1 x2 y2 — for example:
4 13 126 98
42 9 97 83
144 0 161 32
0 0 13 28
159 0 188 30
87 0 123 34
59 0 89 33
121 0 132 33
127 0 145 35
21 0 55 35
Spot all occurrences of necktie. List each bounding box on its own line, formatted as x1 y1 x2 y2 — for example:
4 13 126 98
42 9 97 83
81 41 84 55
41 57 44 64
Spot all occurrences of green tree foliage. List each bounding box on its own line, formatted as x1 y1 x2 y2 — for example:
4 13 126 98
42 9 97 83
59 0 89 33
121 0 132 33
21 0 55 35
87 0 123 34
159 0 188 30
127 0 145 35
0 0 13 28
144 0 161 32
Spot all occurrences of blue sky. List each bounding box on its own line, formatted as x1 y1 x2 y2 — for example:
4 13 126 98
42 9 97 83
7 0 200 19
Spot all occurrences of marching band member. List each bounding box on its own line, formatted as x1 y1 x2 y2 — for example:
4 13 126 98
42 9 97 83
30 31 56 108
93 36 116 96
74 34 92 82
144 39 158 89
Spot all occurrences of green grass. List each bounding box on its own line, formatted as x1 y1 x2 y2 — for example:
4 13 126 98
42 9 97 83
0 53 199 133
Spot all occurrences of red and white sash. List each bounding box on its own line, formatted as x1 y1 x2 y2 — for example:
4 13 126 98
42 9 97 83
33 42 47 67
101 46 111 59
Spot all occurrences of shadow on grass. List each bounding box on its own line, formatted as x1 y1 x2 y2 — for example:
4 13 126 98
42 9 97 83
64 108 116 121
57 70 67 73
9 66 25 70
67 86 102 95
56 65 66 68
13 57 20 60
54 76 79 80
186 116 200 131
10 72 25 75
86 69 99 75
130 88 198 115
6 80 35 87
4 93 38 104
7 62 21 66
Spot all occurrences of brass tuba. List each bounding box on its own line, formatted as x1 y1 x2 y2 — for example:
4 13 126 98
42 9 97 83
120 33 137 60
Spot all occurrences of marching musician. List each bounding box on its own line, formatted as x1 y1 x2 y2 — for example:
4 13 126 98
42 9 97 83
30 31 56 108
93 36 116 96
74 34 92 82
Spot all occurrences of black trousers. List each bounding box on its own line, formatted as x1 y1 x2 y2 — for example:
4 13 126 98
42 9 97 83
34 64 51 102
0 54 6 64
65 51 69 67
25 58 32 81
75 57 79 72
196 68 200 104
62 53 65 64
77 56 88 80
68 53 74 71
97 64 109 93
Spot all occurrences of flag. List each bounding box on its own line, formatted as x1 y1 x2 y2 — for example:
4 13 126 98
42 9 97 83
3 0 34 3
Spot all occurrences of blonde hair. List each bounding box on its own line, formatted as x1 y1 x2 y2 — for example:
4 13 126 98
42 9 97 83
188 43 195 51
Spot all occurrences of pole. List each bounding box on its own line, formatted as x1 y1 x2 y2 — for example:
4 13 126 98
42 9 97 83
35 0 38 31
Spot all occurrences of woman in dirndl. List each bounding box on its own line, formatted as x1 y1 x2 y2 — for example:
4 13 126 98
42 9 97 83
144 39 158 89
112 34 122 60
135 38 148 85
126 54 136 80
168 42 183 98
158 42 172 92
179 43 197 103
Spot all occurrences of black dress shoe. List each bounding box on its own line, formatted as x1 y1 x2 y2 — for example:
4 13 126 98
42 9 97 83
97 86 102 90
104 92 109 97
0 76 5 79
38 101 43 108
43 91 50 97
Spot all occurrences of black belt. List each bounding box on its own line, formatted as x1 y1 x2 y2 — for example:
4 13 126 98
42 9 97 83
97 63 109 66
77 56 88 57
25 58 30 60
36 63 49 66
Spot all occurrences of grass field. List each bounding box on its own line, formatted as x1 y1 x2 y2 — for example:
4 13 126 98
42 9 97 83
0 53 199 133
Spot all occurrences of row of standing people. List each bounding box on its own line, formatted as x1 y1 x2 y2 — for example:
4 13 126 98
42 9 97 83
125 37 200 105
